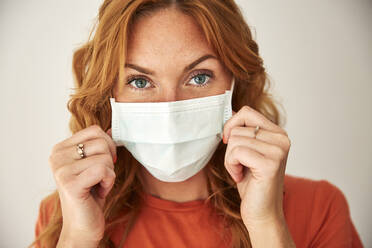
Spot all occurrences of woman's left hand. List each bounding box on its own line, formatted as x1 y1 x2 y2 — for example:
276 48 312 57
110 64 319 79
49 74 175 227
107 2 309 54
223 105 291 228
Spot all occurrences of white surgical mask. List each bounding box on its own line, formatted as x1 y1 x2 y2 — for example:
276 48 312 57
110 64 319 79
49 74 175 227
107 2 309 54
110 77 235 182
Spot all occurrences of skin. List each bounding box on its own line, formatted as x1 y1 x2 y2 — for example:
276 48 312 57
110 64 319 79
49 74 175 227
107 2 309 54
112 7 295 247
52 6 294 248
112 8 231 203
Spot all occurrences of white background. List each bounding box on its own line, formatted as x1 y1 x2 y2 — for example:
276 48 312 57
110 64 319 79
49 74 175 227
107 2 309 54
0 0 371 247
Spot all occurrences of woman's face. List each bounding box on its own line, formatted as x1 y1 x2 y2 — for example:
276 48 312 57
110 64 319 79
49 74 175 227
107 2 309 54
113 8 232 102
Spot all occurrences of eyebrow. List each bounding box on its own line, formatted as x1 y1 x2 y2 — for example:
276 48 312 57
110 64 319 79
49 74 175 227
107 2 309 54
124 54 217 75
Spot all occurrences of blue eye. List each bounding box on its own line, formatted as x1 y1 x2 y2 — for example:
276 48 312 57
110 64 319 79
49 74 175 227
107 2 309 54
126 71 213 91
128 78 151 89
188 73 211 87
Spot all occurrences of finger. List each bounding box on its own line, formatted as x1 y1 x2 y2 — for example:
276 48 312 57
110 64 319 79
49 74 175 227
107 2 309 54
60 125 117 159
71 154 114 175
225 145 267 183
52 154 115 191
229 126 291 151
226 134 285 161
75 164 116 199
223 106 286 142
96 171 116 199
50 138 113 170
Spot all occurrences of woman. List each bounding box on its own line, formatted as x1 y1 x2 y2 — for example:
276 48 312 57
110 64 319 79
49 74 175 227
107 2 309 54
30 0 363 247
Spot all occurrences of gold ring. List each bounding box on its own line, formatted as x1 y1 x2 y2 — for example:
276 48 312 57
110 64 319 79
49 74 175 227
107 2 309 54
76 143 86 159
253 125 260 139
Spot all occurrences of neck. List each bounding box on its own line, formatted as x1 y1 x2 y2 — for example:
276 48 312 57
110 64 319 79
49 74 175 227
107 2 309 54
140 167 209 203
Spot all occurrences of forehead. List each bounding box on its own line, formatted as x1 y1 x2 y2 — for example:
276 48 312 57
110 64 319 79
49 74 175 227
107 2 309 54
126 8 215 65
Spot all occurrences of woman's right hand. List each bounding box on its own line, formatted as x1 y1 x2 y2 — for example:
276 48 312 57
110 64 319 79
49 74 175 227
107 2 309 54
48 125 117 246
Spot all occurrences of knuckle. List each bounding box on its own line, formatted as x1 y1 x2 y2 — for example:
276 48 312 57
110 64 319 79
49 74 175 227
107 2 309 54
95 164 107 177
279 133 291 150
90 124 103 134
103 153 113 163
242 105 251 113
48 150 60 170
99 154 114 168
51 143 61 154
231 145 243 156
272 145 285 158
87 164 106 179
286 136 292 148
96 138 109 152
50 149 66 169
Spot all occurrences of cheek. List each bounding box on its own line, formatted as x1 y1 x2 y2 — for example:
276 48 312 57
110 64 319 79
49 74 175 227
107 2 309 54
178 86 222 99
114 91 154 103
209 78 231 96
112 83 140 103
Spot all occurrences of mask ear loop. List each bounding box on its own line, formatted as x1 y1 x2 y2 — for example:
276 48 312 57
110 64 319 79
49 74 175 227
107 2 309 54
230 76 235 92
223 77 235 124
218 76 235 140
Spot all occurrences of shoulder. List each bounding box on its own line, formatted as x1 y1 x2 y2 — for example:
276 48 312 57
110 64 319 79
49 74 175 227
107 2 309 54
283 174 348 210
283 174 361 247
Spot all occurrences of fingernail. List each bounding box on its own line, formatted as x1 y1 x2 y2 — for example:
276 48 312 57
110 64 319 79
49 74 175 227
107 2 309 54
113 155 117 163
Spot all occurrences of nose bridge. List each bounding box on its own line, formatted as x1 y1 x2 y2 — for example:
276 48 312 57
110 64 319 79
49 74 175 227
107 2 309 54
161 85 178 102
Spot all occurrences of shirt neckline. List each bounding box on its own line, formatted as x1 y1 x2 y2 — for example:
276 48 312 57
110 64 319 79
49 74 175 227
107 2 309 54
140 187 286 212
140 191 208 212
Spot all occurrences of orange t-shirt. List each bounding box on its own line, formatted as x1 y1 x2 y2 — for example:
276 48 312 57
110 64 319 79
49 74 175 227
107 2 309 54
35 175 364 247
